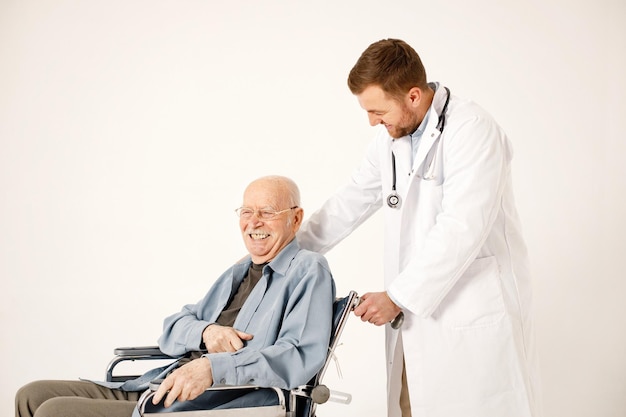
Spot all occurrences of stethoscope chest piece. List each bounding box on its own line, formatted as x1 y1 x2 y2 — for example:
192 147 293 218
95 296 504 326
387 192 401 209
387 151 401 209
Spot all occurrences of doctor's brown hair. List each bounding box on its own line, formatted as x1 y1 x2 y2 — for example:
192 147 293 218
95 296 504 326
347 38 429 100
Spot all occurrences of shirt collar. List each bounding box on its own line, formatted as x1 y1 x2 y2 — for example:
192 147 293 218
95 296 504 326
266 238 299 277
237 238 300 278
410 82 441 140
411 108 431 141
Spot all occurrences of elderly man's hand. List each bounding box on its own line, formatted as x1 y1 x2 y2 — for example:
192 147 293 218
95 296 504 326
152 358 213 408
202 324 253 353
354 291 402 326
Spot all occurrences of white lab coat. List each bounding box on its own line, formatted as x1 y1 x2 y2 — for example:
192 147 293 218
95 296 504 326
298 84 540 417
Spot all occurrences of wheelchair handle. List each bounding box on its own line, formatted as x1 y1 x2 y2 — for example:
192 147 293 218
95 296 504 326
355 296 404 329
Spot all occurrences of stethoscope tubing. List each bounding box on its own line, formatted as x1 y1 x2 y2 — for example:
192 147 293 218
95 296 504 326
387 87 450 209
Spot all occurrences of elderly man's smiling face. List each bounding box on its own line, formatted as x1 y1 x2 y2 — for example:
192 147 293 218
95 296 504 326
239 178 303 264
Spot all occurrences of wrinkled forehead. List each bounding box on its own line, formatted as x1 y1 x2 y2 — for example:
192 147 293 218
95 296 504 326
242 180 288 208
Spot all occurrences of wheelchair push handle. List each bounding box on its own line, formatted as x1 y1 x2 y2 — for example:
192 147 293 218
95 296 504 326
354 296 404 329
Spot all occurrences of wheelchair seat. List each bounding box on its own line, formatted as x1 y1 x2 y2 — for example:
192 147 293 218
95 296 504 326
106 291 359 417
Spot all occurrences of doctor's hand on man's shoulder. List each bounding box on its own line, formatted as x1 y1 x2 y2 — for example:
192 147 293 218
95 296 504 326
354 291 402 326
202 324 254 353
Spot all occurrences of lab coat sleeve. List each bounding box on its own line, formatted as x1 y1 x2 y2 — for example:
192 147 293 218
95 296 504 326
388 109 512 318
206 260 335 389
297 134 384 254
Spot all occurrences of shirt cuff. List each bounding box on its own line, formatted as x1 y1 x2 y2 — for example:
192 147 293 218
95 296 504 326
188 321 212 350
203 352 236 386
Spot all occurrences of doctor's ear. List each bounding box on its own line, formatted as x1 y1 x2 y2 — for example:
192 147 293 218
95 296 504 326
407 87 423 106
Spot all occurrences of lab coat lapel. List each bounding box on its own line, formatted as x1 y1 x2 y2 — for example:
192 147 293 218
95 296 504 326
409 85 447 183
411 128 440 177
390 137 412 199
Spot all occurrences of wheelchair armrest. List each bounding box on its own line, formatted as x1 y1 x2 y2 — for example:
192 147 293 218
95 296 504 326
148 379 265 393
106 346 176 383
113 346 171 357
138 379 287 416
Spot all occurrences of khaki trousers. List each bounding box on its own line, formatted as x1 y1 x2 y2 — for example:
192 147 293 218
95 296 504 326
400 358 412 417
15 380 140 417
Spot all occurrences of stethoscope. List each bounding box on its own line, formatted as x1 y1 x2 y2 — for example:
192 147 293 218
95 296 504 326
387 87 451 209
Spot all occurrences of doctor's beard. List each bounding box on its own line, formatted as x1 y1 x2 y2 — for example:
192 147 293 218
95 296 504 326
386 106 421 139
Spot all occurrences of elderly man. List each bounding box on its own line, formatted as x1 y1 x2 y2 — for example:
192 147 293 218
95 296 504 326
16 175 336 417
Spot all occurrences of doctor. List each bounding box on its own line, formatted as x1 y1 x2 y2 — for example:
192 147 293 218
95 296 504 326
297 39 540 417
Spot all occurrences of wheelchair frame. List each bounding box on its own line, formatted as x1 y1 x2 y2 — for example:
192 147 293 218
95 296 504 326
106 291 358 417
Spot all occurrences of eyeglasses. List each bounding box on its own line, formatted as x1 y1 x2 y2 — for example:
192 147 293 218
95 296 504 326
235 206 298 220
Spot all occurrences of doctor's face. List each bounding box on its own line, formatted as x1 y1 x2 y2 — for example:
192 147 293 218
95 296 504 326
239 179 303 264
357 85 422 139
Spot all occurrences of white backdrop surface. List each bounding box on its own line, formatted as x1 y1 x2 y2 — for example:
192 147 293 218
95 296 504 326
1 1 625 416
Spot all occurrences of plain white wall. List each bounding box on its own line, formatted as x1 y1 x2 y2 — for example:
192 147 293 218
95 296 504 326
1 1 625 416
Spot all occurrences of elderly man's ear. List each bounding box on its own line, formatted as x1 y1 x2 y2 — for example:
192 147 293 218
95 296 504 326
292 208 304 230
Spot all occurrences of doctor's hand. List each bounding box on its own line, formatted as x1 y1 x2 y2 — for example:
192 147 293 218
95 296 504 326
152 357 213 408
354 291 402 326
202 324 253 353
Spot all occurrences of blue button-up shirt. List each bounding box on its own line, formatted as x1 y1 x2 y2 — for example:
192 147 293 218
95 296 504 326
410 105 431 165
158 239 336 390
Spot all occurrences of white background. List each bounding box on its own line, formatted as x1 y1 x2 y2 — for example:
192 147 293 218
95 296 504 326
1 1 625 416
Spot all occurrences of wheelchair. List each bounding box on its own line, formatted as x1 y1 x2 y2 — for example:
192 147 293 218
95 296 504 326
105 291 359 417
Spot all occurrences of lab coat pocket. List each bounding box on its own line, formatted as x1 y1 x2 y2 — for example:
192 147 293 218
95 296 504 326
434 256 505 330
